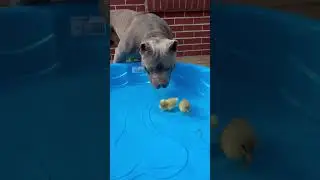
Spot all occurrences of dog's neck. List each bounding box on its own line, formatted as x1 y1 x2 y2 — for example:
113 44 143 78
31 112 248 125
143 30 170 42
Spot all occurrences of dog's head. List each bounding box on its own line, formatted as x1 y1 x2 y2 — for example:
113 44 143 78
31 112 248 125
139 38 178 89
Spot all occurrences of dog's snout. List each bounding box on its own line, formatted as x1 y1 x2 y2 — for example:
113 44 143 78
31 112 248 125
159 79 169 88
149 72 171 89
159 78 169 88
159 79 167 84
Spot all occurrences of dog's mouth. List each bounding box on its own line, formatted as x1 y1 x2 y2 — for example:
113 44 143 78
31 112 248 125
149 77 169 89
144 64 175 89
147 72 171 89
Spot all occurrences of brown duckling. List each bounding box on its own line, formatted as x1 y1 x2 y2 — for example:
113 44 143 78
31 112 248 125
159 98 178 111
220 118 256 164
179 99 191 113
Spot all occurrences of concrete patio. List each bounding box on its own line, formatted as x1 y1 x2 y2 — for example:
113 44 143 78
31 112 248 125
177 55 210 67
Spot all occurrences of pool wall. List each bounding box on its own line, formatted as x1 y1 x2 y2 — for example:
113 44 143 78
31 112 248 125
212 4 320 120
0 3 109 82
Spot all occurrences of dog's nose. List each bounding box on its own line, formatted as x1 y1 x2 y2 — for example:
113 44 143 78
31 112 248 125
161 83 169 88
159 79 167 84
154 84 161 89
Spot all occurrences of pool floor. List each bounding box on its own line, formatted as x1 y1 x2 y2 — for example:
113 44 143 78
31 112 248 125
110 80 210 180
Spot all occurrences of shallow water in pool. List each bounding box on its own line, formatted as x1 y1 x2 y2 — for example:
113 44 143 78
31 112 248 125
110 74 210 179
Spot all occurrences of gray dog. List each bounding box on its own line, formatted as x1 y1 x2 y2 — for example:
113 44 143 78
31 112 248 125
110 9 178 89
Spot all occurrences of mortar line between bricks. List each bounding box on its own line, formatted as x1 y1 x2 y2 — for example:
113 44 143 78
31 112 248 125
175 37 209 39
170 23 209 26
175 30 209 32
111 4 145 6
177 49 210 52
164 16 210 19
179 43 210 45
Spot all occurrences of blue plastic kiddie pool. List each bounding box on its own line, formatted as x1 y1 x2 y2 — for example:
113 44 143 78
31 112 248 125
211 4 320 180
110 62 210 179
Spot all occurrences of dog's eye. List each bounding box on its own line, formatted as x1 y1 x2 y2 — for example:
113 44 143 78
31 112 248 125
144 66 150 74
163 64 174 72
164 66 171 71
155 63 164 71
147 66 156 73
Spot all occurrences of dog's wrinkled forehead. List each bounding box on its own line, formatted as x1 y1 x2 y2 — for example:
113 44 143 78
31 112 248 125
139 38 178 69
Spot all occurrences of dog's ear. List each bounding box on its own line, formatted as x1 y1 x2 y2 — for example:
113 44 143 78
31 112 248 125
140 42 152 54
168 39 178 52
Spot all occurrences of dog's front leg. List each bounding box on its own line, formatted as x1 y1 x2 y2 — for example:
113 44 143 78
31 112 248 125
113 47 124 63
112 41 128 63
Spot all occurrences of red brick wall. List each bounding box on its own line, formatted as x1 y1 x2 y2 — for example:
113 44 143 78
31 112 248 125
109 0 210 58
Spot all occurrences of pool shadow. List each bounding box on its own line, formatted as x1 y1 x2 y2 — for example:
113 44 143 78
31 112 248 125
162 108 180 113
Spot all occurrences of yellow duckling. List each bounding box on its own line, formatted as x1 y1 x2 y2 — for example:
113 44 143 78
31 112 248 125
179 99 191 113
159 98 178 111
211 115 218 128
220 118 256 164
